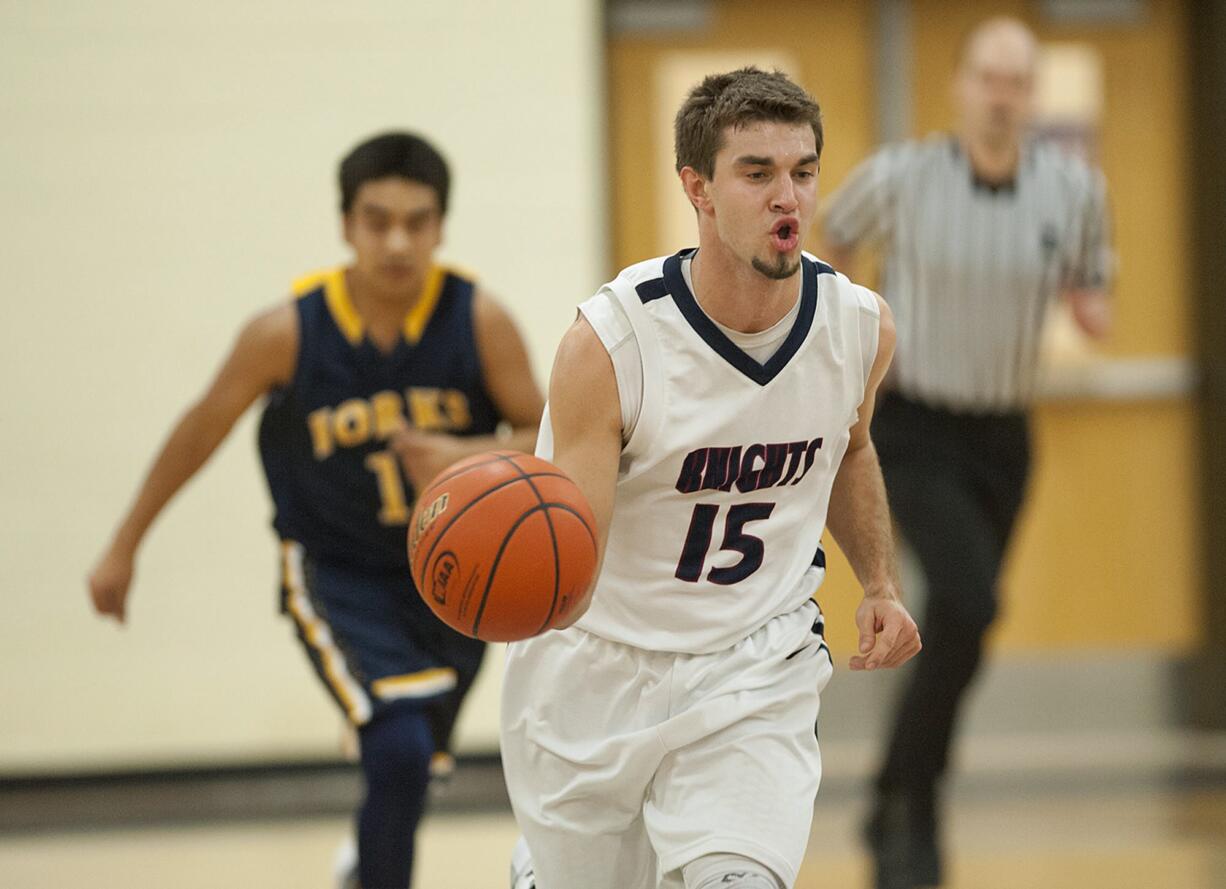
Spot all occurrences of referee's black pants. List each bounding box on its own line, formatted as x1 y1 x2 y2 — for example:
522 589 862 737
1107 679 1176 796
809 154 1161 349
870 391 1031 811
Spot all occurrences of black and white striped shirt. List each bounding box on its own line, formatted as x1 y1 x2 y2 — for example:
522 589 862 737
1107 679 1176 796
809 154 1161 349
823 134 1113 413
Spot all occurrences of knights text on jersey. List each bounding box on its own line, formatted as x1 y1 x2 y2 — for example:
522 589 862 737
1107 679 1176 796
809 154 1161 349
540 250 880 654
259 266 501 570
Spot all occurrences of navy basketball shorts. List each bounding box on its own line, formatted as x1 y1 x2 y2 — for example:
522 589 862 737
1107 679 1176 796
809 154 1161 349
278 540 486 741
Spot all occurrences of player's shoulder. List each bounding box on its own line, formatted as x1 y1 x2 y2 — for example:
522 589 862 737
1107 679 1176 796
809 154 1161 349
605 254 672 295
576 287 638 366
231 300 298 383
440 262 478 287
579 253 675 323
437 264 482 312
572 255 679 370
290 266 340 300
803 252 880 317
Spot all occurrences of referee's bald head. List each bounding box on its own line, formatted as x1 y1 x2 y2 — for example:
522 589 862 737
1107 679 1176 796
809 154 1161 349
958 17 1038 73
954 17 1038 144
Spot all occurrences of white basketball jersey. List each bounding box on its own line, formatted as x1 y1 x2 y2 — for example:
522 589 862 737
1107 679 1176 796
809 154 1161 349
538 249 880 654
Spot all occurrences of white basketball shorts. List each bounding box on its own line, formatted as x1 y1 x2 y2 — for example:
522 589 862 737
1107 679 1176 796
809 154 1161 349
499 599 834 889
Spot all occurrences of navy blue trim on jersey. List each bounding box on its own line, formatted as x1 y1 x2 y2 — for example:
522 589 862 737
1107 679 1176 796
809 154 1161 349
786 603 830 664
812 545 826 569
662 248 827 386
635 277 669 304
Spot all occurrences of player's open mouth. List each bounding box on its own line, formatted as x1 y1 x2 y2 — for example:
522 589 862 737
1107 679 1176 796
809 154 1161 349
770 218 800 252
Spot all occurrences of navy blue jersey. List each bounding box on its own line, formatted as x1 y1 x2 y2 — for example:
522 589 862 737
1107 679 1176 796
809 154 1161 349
259 265 502 569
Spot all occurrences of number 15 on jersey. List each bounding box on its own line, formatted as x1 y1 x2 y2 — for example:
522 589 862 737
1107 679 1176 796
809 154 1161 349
675 502 775 586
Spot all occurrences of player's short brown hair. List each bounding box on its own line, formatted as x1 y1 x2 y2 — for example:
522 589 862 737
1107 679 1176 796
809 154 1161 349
674 67 823 178
340 132 450 215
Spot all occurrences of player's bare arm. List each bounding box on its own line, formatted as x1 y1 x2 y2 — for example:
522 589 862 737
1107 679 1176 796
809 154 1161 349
87 303 298 623
389 289 544 490
536 314 623 627
824 295 921 671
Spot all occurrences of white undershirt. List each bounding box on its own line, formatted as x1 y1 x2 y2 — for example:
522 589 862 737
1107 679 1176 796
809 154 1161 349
680 256 801 364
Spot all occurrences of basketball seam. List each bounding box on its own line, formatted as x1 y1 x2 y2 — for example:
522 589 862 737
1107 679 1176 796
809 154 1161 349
469 503 548 638
548 503 599 547
419 452 597 641
516 470 562 635
416 470 570 577
468 501 596 638
471 454 556 637
419 451 517 496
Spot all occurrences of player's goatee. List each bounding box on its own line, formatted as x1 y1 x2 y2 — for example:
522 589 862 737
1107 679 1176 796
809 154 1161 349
752 254 800 280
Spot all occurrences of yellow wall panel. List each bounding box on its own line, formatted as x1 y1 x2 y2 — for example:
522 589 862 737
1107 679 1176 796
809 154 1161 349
999 400 1200 651
818 399 1199 657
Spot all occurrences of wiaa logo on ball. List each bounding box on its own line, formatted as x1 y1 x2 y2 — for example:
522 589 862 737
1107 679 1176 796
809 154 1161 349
431 551 460 605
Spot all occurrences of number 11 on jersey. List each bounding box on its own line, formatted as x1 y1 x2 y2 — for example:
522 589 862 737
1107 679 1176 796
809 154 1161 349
675 502 775 585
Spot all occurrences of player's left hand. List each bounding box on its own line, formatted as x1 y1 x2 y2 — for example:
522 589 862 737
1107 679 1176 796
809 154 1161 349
849 593 921 671
388 423 466 491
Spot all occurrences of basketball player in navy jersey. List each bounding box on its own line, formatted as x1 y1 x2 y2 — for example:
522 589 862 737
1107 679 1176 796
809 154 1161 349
502 69 920 889
88 132 544 889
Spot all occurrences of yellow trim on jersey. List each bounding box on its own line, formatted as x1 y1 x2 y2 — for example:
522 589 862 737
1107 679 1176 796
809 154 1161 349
290 267 336 299
290 265 456 347
290 266 364 346
281 541 372 725
402 265 446 345
324 269 365 346
371 667 458 701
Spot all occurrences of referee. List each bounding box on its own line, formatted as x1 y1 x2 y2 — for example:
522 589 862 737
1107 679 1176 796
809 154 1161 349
820 18 1113 889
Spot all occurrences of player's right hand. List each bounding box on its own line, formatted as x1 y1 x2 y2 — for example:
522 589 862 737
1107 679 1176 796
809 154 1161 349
88 548 134 624
849 593 920 671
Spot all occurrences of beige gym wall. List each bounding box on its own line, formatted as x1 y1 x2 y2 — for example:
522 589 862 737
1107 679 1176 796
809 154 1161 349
0 0 1196 775
0 0 605 771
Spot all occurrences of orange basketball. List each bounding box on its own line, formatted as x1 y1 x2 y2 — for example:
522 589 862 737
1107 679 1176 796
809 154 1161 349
407 451 599 642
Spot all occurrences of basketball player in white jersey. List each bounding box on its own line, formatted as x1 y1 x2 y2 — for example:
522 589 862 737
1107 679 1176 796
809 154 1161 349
500 67 921 889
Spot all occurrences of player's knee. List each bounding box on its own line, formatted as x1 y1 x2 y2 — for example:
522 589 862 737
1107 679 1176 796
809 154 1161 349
682 853 784 889
359 704 434 790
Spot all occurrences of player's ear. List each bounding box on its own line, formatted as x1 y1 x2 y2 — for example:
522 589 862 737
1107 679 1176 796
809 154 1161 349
679 166 711 214
341 211 356 248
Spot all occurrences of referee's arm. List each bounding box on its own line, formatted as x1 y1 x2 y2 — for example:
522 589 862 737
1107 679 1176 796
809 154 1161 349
818 145 904 273
1064 168 1115 340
